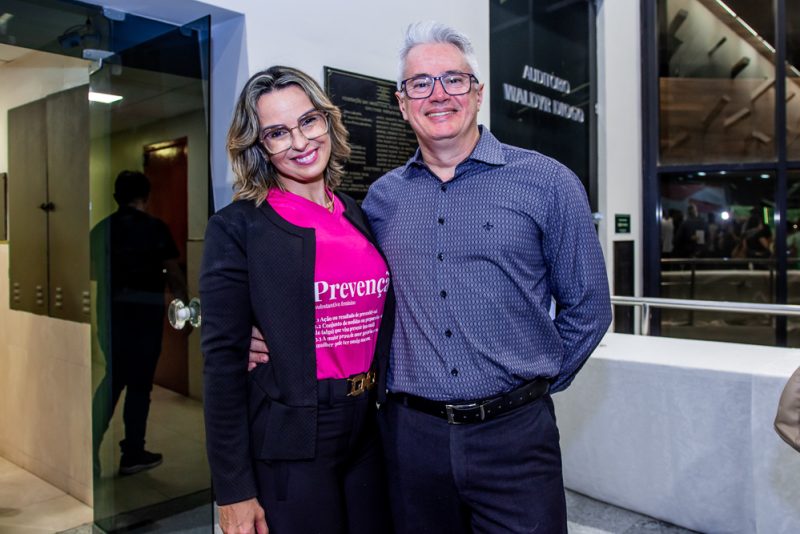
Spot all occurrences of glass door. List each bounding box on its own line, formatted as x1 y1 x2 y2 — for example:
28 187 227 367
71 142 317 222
88 12 212 532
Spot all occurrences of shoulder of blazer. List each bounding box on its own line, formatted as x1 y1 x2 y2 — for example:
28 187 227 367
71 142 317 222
205 199 258 243
209 198 259 224
211 198 314 239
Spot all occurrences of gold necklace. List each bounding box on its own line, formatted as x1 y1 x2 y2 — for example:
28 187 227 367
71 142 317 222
323 195 334 213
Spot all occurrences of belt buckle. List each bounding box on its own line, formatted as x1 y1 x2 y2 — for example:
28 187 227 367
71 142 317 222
347 370 376 397
444 402 484 424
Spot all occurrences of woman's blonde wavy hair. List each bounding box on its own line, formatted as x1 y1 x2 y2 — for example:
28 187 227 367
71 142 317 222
227 66 350 203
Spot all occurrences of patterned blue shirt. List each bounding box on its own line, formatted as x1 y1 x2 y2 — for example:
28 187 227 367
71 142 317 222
362 127 611 401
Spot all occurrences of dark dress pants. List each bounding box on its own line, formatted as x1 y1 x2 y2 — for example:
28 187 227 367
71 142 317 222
253 388 390 534
93 301 164 456
379 394 567 534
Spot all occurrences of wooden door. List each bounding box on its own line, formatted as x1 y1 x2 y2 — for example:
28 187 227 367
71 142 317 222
144 138 189 395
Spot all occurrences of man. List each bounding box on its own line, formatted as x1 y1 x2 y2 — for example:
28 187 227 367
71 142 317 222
673 203 708 258
91 170 187 476
362 21 611 533
250 21 610 533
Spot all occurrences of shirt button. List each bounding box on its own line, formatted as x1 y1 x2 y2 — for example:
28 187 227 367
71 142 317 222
440 184 447 192
437 253 444 261
438 217 445 225
445 329 453 338
451 368 458 377
440 290 447 298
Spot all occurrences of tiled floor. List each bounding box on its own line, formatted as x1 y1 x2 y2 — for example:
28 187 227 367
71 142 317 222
4 460 696 534
566 491 697 534
2 383 696 533
0 456 92 534
0 384 209 534
93 385 210 527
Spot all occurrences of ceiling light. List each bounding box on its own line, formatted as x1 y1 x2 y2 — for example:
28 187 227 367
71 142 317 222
88 91 123 104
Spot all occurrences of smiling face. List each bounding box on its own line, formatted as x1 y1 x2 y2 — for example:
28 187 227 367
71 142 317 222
256 85 331 191
396 42 483 150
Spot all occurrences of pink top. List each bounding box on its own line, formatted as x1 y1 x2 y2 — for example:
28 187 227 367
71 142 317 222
267 189 389 379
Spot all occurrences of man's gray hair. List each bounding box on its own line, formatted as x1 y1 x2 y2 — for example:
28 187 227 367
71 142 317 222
397 21 481 89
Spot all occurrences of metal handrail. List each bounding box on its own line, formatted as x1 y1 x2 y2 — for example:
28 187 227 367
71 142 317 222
658 257 779 325
610 296 800 335
661 257 776 266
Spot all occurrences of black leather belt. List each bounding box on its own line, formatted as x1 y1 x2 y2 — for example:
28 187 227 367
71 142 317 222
388 378 549 424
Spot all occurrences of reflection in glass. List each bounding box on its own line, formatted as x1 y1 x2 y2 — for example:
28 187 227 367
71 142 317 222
787 172 800 346
659 171 776 344
91 170 186 479
658 0 777 164
786 2 800 159
88 14 212 532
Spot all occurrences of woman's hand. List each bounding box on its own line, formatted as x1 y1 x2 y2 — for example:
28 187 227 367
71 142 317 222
248 326 270 371
219 497 268 534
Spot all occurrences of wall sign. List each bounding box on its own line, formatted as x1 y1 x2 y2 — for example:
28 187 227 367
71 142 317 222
615 214 631 234
324 67 418 201
490 0 596 206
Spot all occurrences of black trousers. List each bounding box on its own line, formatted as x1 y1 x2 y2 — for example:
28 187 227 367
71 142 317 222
379 394 567 534
92 301 164 457
253 386 390 534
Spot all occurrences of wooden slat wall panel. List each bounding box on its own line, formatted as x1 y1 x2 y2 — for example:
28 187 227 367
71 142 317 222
8 99 49 315
47 85 90 322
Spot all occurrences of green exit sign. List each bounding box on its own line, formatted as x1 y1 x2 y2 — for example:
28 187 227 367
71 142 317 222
615 214 631 234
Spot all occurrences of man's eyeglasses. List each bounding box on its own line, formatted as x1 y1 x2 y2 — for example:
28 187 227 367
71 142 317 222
260 110 329 154
400 72 479 99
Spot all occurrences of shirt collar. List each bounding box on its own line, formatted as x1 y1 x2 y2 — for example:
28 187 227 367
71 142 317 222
401 125 506 176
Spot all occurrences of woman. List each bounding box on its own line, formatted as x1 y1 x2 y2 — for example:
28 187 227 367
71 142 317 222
200 66 393 534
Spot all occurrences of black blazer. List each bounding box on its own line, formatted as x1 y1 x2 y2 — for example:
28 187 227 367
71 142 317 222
200 191 394 506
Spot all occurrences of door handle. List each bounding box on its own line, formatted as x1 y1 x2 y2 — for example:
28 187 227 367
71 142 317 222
168 297 201 329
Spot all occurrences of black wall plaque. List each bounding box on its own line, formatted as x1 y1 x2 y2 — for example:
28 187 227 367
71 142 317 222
489 0 597 208
325 67 418 200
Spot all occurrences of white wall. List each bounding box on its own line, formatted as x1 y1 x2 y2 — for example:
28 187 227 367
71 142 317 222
597 0 643 297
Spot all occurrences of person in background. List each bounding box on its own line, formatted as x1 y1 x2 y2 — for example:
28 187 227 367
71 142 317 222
661 210 674 257
742 207 772 260
673 204 708 258
201 66 393 534
786 220 800 269
91 170 186 476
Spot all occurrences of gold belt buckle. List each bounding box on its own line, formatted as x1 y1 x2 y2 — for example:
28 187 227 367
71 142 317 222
347 369 376 397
